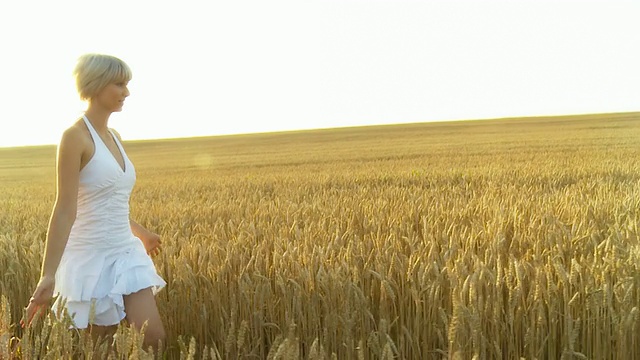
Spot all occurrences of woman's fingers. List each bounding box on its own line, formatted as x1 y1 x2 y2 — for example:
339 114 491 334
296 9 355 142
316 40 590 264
147 240 162 257
22 301 44 328
21 278 55 328
144 238 161 254
149 246 160 257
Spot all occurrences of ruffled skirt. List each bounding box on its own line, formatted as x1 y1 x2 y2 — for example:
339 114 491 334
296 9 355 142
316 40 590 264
52 240 166 328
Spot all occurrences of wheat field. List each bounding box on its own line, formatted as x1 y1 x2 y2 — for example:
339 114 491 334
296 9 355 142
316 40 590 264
1 112 640 359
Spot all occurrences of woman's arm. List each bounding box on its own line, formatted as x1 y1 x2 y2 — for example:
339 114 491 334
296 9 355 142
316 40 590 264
23 127 83 326
131 219 162 256
41 128 82 276
114 128 163 257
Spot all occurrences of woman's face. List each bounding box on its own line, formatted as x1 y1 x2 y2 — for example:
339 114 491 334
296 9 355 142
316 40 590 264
93 81 130 112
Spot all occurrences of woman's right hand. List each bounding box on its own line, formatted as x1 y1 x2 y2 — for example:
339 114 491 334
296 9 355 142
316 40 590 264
21 275 55 328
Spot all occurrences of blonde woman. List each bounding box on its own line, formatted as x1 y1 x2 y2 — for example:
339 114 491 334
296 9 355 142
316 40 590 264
23 53 167 351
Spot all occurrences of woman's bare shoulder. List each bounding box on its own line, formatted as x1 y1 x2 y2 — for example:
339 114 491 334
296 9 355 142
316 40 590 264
58 119 92 151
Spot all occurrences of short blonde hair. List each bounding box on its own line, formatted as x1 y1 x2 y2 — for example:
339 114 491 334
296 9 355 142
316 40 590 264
73 53 132 101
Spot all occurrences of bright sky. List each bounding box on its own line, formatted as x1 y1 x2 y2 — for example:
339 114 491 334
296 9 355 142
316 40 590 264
0 0 638 148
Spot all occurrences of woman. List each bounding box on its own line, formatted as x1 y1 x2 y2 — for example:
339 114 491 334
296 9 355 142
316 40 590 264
23 53 167 351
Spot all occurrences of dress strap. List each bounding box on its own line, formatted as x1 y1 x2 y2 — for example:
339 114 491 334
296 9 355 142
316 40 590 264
82 114 127 173
82 114 100 141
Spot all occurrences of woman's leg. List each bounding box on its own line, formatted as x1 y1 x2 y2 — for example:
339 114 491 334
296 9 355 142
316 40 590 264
123 287 166 353
85 325 117 357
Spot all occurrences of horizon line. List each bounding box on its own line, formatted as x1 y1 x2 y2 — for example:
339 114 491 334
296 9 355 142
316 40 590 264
2 110 638 150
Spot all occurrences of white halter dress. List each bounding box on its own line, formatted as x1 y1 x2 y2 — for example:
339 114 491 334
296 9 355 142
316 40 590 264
52 115 166 328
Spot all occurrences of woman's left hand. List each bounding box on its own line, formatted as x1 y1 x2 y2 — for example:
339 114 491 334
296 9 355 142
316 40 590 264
140 232 162 257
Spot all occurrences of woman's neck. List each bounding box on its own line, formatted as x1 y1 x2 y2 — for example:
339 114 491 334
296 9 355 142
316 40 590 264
84 106 112 134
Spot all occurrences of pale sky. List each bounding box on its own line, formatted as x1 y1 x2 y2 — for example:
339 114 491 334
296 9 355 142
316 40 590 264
0 0 638 148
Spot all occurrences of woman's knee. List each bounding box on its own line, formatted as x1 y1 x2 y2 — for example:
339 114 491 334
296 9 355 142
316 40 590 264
143 323 166 349
123 288 165 348
148 323 166 341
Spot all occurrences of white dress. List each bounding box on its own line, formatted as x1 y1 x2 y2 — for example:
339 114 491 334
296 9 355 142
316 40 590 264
52 115 166 328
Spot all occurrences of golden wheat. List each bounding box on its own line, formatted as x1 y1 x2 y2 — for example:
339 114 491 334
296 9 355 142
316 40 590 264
1 112 639 358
